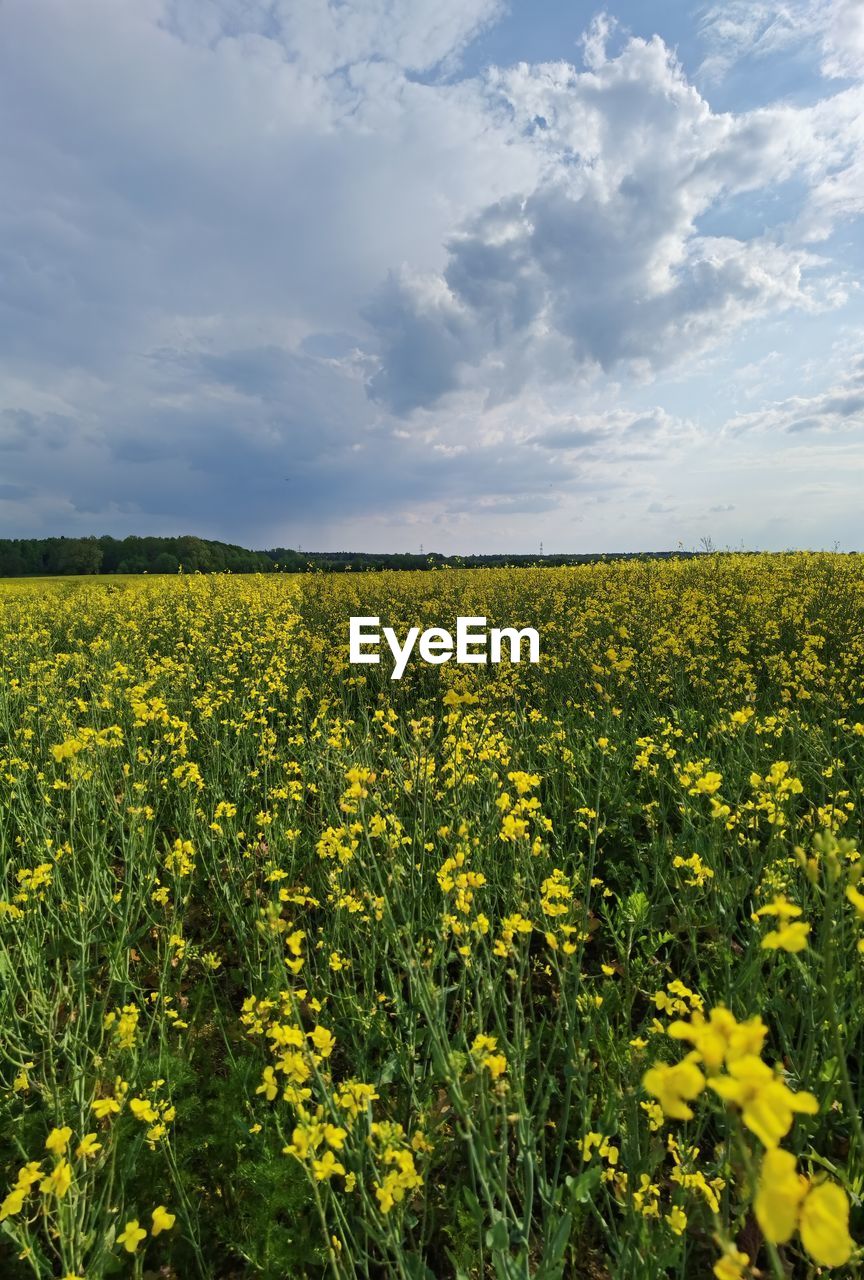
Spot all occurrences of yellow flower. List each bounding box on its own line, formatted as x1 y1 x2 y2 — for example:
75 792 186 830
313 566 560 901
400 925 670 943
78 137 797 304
708 1055 818 1147
129 1097 158 1123
45 1126 72 1156
640 1099 664 1131
755 1148 853 1267
312 1151 346 1181
151 1205 176 1236
666 1205 687 1235
117 1219 147 1253
92 1096 122 1120
40 1159 72 1198
799 1179 854 1267
0 1188 26 1220
13 1067 31 1093
255 1066 278 1101
581 1131 603 1161
323 1124 347 1150
309 1025 336 1058
75 1133 102 1159
753 896 802 920
668 1006 767 1074
642 1058 706 1120
845 884 864 918
754 1148 807 1244
761 921 810 952
15 1162 43 1190
712 1244 750 1280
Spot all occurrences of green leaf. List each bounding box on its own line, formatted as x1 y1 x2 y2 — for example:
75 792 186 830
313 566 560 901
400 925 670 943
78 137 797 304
461 1185 484 1224
565 1164 601 1204
535 1211 572 1280
485 1216 511 1251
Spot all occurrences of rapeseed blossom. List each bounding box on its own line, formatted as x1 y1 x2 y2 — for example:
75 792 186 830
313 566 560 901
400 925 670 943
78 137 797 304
708 1055 818 1148
1 557 862 1276
755 1148 852 1266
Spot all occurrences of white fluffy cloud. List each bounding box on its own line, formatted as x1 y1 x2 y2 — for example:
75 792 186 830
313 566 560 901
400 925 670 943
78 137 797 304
367 29 856 411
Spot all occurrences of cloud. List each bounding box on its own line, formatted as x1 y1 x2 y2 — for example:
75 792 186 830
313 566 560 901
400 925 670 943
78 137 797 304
0 0 861 547
162 0 504 75
820 0 864 78
532 407 693 458
725 354 864 434
0 337 608 542
697 2 817 83
699 0 864 84
366 31 850 412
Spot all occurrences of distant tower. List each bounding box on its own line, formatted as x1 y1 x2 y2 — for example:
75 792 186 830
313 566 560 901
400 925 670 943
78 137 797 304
420 543 424 555
539 541 544 556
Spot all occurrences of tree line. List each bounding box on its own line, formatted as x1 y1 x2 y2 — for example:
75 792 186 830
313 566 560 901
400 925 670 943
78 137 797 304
0 534 701 578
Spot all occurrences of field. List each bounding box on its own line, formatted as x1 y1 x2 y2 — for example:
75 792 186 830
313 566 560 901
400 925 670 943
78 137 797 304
1 555 863 1280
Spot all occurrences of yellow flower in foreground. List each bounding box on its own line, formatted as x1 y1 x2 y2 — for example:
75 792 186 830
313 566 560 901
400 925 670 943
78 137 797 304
712 1243 750 1280
755 1148 853 1267
323 1124 347 1150
761 921 810 953
708 1056 817 1147
668 1006 767 1074
129 1097 158 1123
45 1126 72 1156
75 1133 102 1160
92 1096 122 1120
753 896 801 921
40 1159 72 1198
15 1162 43 1190
151 1204 176 1235
0 1188 26 1220
754 1147 807 1244
312 1150 346 1181
642 1058 705 1120
799 1180 854 1267
309 1025 336 1058
117 1219 147 1253
845 884 864 918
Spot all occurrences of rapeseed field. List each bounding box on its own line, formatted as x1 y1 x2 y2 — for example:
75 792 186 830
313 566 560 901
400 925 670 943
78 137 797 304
1 555 862 1279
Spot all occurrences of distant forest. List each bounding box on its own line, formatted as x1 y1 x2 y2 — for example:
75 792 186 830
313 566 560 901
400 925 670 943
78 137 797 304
0 534 700 577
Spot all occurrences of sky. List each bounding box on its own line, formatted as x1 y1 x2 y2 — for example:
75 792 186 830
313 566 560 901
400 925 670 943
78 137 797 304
1 0 863 554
